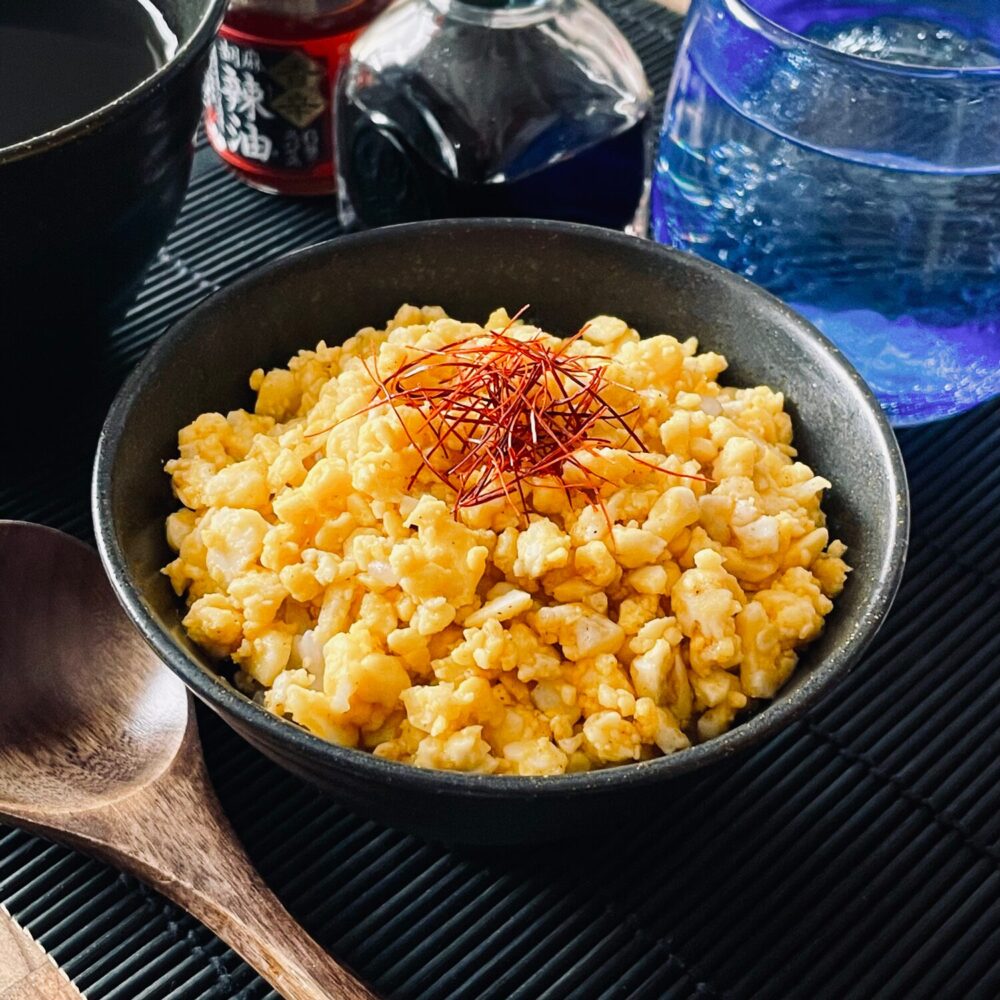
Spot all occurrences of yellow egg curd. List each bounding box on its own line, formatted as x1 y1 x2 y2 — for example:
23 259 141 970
163 305 850 775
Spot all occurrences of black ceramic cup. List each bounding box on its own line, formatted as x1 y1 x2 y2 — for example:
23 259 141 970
1 0 225 464
94 220 910 845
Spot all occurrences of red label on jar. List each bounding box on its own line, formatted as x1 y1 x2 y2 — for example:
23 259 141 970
203 25 345 192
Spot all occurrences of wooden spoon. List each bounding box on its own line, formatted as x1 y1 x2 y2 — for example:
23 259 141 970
0 521 375 1000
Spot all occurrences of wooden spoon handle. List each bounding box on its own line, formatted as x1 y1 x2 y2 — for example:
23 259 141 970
123 763 376 1000
158 846 375 1000
40 716 377 1000
19 795 375 1000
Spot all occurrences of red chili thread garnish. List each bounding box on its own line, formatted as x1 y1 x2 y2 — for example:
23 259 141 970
309 308 712 518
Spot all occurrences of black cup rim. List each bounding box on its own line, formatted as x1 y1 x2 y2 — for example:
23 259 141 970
0 0 227 164
93 218 910 801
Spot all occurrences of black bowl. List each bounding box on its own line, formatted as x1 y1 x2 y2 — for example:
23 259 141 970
93 220 909 844
1 0 225 395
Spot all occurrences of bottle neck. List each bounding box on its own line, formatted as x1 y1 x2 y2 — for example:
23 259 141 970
427 0 566 26
458 0 553 7
227 0 362 12
224 0 389 36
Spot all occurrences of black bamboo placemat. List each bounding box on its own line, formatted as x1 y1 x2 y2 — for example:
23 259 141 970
3 2 999 997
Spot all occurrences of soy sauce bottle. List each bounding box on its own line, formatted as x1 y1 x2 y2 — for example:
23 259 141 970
335 0 652 230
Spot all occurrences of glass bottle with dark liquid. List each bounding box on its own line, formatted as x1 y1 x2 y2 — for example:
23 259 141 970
335 0 652 230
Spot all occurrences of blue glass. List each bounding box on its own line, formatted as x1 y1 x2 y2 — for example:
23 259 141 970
651 0 1000 425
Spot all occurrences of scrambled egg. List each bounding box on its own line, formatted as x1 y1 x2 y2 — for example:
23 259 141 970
164 306 850 775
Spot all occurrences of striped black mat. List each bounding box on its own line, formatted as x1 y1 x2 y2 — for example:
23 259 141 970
3 2 1000 997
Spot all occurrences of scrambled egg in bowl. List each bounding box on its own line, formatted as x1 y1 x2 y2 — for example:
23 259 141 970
163 306 849 775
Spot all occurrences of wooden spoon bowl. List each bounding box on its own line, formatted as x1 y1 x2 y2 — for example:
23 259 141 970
0 521 373 1000
0 522 186 813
